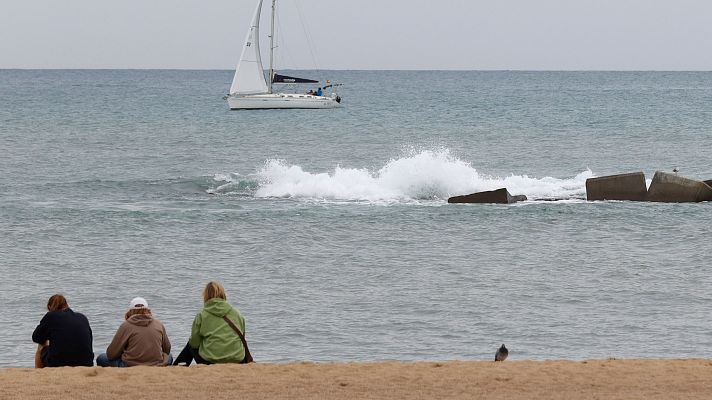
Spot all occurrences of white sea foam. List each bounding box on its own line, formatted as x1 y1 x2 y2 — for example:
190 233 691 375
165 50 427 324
217 149 593 202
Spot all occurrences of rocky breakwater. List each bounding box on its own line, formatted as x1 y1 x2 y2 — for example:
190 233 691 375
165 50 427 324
586 171 712 203
447 188 527 204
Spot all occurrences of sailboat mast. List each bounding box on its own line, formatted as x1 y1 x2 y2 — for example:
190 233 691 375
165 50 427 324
268 0 276 94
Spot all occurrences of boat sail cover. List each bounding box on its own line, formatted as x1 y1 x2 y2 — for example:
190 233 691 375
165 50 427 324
272 73 319 84
229 0 268 95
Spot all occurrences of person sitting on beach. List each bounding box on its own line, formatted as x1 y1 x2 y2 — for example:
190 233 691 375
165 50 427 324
96 297 172 367
32 294 94 368
173 281 249 365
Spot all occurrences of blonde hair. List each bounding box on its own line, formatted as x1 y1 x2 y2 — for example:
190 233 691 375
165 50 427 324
203 281 227 303
125 307 152 320
47 294 68 312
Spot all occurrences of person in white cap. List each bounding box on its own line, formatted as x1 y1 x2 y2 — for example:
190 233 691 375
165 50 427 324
96 297 172 367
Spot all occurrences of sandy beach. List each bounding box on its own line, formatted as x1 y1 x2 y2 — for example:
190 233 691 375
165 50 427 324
2 359 712 399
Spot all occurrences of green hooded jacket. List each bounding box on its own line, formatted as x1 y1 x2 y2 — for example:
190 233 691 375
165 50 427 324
189 298 246 363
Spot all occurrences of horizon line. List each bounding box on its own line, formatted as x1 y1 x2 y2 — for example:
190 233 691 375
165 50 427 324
2 68 712 73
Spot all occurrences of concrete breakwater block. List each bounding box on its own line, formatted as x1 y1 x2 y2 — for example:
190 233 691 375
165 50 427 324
447 188 527 204
586 171 712 203
585 172 647 201
646 171 712 203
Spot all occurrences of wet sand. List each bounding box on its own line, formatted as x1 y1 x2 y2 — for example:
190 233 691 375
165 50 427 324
2 359 712 399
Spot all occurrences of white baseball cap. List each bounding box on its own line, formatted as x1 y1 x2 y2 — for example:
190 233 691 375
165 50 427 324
129 297 148 309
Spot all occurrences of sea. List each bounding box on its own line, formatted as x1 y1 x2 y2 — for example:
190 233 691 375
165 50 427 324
1 70 711 368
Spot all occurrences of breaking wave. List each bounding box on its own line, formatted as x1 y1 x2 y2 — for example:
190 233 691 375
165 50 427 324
210 150 592 203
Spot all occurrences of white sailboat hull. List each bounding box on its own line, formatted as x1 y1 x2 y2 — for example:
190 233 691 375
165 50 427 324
228 93 341 110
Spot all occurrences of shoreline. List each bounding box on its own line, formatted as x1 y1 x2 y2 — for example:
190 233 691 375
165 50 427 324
3 359 712 399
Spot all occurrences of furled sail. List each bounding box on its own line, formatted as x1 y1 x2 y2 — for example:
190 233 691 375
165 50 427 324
229 0 268 95
272 73 319 84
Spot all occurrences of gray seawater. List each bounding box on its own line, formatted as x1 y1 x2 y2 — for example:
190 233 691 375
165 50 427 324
1 70 711 368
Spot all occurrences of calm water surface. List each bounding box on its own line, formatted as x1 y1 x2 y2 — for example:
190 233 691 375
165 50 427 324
1 70 711 367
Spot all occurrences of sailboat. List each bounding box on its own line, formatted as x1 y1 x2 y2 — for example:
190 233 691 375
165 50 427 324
226 0 342 110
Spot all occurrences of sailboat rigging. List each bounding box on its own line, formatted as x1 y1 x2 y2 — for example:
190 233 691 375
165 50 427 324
226 0 342 110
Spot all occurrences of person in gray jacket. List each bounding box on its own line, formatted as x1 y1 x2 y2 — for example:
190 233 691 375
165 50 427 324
96 297 172 367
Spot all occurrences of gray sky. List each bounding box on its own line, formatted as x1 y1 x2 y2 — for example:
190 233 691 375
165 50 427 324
2 0 712 70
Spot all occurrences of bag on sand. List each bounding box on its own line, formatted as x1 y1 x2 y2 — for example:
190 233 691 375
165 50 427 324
222 315 254 363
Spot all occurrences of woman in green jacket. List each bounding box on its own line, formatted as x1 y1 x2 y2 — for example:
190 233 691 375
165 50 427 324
174 281 250 365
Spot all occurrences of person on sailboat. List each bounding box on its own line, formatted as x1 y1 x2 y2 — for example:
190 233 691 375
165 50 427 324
316 87 323 96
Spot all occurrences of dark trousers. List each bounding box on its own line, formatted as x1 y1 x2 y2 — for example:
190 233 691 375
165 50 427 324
173 342 212 366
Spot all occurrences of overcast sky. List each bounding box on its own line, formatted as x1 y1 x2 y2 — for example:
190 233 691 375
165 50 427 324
2 0 712 70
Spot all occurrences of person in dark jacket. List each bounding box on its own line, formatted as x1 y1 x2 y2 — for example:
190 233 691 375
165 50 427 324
32 294 94 368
